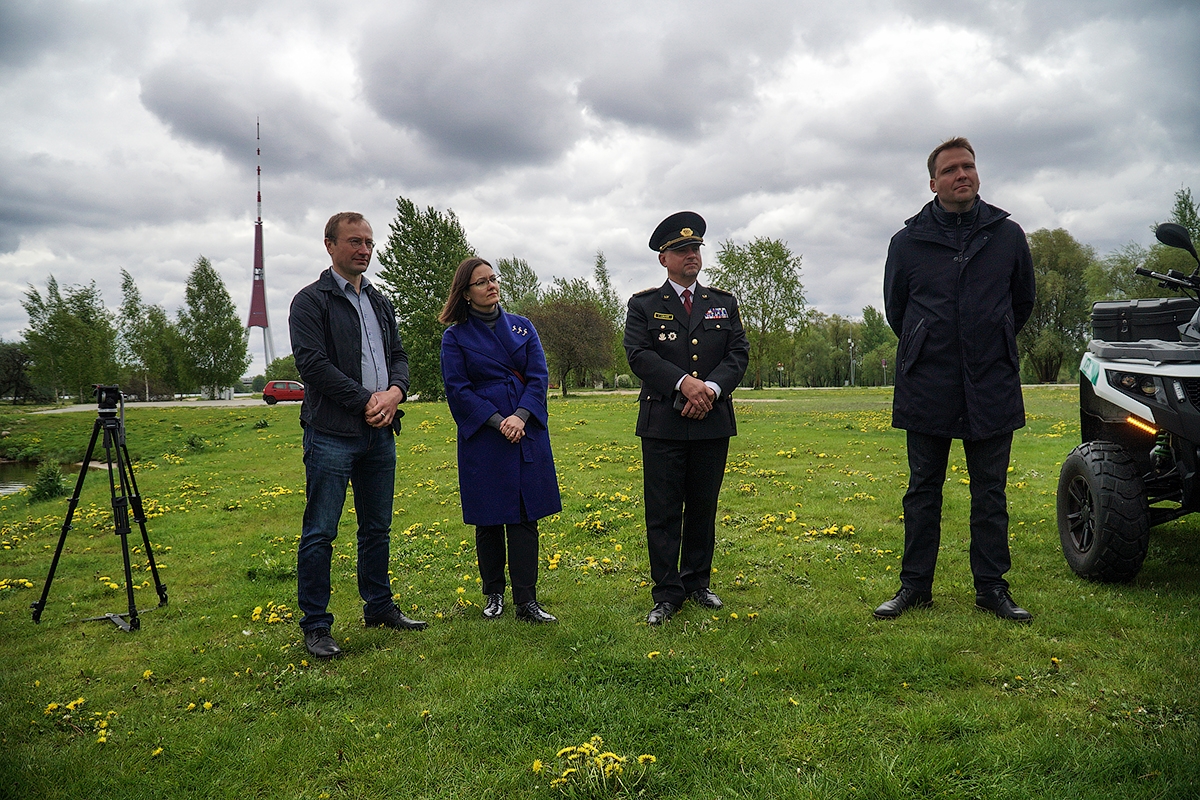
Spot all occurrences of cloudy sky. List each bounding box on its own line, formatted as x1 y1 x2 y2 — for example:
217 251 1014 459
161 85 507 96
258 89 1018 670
2 0 1198 375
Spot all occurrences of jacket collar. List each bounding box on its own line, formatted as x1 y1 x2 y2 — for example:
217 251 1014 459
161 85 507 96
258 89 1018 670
904 196 1010 245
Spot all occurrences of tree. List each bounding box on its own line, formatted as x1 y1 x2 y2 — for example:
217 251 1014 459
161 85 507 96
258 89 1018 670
177 256 251 398
22 276 118 402
1018 229 1095 382
116 269 179 401
496 256 540 315
375 198 476 401
708 237 806 388
265 354 299 381
1167 186 1200 243
859 305 898 386
525 298 615 396
0 341 36 403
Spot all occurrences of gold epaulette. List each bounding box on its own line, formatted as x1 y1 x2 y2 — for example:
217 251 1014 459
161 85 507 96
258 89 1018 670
632 286 660 297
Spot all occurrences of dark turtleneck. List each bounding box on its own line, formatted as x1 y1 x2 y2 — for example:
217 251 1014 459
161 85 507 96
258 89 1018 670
469 304 501 329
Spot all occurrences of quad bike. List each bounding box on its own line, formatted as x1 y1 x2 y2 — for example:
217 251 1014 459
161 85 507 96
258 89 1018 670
1057 222 1200 581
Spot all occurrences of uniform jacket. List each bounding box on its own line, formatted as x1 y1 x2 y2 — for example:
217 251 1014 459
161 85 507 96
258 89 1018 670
623 281 750 440
884 198 1035 440
441 310 562 526
289 268 409 437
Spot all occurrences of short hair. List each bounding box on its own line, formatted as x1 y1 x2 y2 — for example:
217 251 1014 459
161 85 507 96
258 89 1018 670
439 257 493 325
927 137 975 179
324 212 368 242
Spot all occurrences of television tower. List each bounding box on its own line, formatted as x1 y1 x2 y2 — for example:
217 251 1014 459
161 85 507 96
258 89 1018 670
247 118 276 366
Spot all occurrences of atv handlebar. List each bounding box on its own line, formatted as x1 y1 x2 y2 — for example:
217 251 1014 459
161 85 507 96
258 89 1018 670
1135 266 1200 292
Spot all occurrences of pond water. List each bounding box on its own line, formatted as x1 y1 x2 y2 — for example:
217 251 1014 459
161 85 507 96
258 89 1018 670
0 462 79 496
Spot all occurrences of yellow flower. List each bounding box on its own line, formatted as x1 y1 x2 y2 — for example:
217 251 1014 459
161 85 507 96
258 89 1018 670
729 612 738 619
420 709 431 721
647 651 660 659
561 768 577 778
203 701 213 711
44 702 59 715
638 754 656 764
614 544 622 551
151 747 163 758
556 746 576 757
143 669 153 680
531 759 544 773
788 697 799 706
186 703 196 711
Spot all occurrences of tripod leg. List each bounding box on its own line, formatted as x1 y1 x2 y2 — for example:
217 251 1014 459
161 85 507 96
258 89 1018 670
31 419 101 624
120 439 167 607
106 421 139 631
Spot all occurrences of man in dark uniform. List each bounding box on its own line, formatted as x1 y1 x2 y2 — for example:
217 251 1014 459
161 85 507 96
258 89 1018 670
877 137 1036 623
624 211 750 625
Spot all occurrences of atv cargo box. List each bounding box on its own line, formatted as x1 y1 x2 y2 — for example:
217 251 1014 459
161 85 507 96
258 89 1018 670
1091 297 1199 342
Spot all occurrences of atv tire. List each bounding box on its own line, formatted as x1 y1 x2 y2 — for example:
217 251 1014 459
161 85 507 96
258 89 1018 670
1057 441 1150 582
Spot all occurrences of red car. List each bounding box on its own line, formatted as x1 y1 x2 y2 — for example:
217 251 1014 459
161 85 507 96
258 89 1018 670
262 380 304 405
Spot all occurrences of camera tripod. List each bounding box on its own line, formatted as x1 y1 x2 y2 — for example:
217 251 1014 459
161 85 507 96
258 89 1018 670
30 386 168 631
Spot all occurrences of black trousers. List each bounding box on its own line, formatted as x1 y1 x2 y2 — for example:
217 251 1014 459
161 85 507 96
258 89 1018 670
476 519 539 605
641 436 730 606
901 430 1013 593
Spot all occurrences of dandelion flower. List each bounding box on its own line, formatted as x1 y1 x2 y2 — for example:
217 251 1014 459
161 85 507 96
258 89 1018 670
186 703 196 711
561 768 577 778
44 702 59 715
420 709 431 721
143 669 153 680
788 697 799 706
531 759 544 773
203 701 213 711
556 746 576 757
729 612 738 619
151 747 163 758
638 754 656 764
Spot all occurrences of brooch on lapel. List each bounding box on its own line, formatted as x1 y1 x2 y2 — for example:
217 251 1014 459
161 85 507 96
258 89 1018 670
511 324 529 336
704 307 729 320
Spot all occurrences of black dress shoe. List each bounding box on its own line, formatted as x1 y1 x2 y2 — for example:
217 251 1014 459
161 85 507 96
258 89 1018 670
873 587 933 619
515 601 556 624
364 607 429 631
482 593 504 619
689 588 723 610
303 626 343 659
646 601 679 626
975 588 1033 623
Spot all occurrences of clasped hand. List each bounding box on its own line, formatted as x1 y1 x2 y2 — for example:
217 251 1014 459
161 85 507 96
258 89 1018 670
364 386 405 428
679 375 715 420
499 415 526 443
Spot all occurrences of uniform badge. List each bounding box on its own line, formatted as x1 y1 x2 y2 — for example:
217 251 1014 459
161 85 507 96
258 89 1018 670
658 332 667 341
667 331 677 341
704 307 729 320
511 324 529 336
653 312 674 320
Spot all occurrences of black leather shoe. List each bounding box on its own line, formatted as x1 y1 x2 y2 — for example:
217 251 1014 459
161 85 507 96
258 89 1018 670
303 627 343 659
689 588 723 610
647 601 680 626
364 607 429 631
975 588 1033 623
515 601 556 624
482 593 504 619
873 587 933 619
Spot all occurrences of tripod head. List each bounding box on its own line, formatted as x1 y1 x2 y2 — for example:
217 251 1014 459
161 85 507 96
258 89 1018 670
95 384 122 418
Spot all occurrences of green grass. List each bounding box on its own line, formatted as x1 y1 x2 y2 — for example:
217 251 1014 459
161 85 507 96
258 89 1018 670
0 388 1197 799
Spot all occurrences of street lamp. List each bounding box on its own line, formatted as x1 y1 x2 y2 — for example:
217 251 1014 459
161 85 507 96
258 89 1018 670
847 338 856 386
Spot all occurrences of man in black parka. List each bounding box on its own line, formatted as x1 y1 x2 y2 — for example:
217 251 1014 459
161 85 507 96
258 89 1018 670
876 138 1036 623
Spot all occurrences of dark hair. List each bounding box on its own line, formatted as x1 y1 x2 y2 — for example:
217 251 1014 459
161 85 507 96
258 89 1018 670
927 137 975 179
439 257 493 325
324 212 368 242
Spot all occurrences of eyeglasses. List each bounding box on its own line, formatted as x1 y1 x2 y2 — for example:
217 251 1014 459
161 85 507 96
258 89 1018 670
470 275 500 289
344 238 375 250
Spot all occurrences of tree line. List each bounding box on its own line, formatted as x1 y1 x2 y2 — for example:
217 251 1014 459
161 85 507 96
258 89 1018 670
7 257 250 403
7 187 1195 404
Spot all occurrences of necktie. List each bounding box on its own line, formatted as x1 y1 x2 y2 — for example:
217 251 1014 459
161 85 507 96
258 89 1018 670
681 288 693 315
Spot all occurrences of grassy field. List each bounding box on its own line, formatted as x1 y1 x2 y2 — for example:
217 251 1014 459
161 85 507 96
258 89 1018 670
0 387 1197 799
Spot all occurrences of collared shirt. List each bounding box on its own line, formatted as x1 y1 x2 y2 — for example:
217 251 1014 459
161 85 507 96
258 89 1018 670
666 278 721 400
329 269 388 393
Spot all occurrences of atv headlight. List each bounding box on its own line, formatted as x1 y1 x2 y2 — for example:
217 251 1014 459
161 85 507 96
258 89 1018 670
1108 371 1162 402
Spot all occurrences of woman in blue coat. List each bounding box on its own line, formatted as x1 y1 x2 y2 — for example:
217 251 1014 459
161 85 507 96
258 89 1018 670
439 257 562 623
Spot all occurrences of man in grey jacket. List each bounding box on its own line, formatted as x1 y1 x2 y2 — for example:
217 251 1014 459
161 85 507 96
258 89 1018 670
877 138 1036 623
289 211 426 659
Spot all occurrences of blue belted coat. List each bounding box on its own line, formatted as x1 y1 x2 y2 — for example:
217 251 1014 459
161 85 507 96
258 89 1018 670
441 310 562 526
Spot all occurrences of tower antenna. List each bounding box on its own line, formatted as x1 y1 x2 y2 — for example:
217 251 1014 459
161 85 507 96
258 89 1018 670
247 117 276 368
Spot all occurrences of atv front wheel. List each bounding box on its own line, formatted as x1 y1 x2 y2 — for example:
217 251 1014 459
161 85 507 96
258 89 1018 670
1057 441 1150 582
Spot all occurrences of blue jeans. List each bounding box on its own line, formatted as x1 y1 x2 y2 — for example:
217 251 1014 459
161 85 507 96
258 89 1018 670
298 426 398 631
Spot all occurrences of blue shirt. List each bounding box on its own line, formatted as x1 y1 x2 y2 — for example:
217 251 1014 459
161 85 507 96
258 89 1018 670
329 269 388 393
